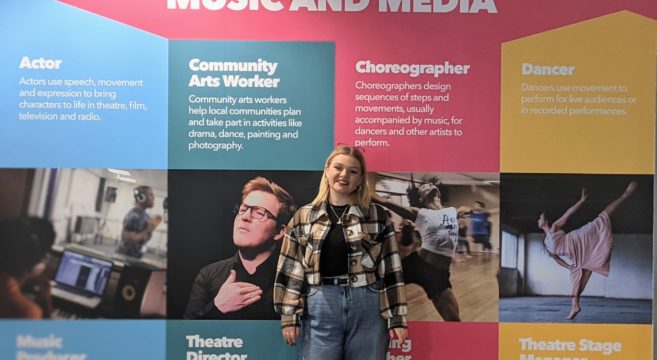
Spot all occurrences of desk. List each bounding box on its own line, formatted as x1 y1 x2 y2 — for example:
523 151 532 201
47 246 166 319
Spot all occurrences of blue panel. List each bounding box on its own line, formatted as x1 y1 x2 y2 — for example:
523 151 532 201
167 320 297 359
169 41 334 170
0 0 167 169
0 320 165 359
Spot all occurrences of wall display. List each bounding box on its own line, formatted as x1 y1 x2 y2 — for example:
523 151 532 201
1 0 656 359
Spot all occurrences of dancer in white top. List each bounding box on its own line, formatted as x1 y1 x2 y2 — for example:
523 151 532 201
374 182 460 321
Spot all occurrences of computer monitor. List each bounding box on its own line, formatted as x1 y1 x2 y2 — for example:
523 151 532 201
54 250 113 296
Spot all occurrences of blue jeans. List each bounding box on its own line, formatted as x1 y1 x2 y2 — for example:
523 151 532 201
299 284 388 360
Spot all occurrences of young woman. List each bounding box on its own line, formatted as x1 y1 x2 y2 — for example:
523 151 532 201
274 145 408 359
539 181 636 320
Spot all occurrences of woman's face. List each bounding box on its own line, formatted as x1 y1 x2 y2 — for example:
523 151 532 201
419 183 440 208
325 154 363 199
537 213 547 228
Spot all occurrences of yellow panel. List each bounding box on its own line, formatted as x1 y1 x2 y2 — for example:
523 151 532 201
500 323 652 360
501 11 657 174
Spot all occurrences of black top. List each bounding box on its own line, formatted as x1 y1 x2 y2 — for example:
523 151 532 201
320 204 349 277
184 251 278 320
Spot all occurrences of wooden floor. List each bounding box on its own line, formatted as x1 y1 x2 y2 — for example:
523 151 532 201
405 252 499 322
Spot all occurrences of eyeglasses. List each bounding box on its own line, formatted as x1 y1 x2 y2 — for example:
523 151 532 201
234 203 277 222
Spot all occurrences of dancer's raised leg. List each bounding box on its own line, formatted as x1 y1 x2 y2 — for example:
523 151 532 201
603 181 637 216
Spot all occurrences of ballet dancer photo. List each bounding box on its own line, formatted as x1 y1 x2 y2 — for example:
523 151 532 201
500 174 652 324
539 182 635 319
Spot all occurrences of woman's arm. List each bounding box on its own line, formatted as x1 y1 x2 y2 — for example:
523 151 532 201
548 252 575 271
371 193 419 222
552 188 587 230
273 215 306 333
377 207 408 331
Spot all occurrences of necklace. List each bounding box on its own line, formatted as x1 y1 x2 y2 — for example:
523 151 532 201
328 204 349 225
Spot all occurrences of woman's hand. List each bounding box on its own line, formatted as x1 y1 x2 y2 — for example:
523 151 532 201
580 188 588 202
389 327 408 345
548 253 576 271
281 327 299 346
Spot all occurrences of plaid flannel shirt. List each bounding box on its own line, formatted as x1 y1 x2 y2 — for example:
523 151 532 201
274 202 407 329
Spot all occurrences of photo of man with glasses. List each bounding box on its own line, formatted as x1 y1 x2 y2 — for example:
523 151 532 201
183 177 295 320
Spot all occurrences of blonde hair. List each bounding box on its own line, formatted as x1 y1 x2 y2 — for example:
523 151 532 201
311 145 371 207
